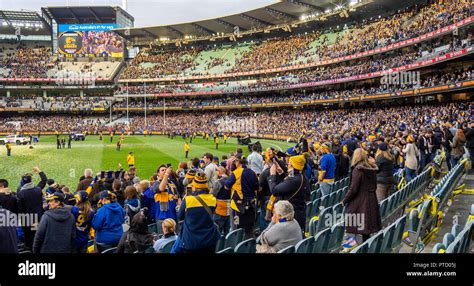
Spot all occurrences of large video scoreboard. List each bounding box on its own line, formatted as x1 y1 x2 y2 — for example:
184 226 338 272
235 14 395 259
57 23 124 58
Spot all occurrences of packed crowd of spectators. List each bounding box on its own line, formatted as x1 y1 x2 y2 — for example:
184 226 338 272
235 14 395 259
0 116 107 133
0 96 113 110
119 0 472 79
125 102 469 139
0 46 56 78
120 47 202 79
111 68 472 109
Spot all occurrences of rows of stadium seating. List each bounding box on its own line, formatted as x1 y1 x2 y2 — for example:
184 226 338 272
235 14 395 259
401 160 467 253
433 218 473 253
117 0 472 80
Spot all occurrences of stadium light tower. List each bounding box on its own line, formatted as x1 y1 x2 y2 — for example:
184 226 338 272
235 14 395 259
122 0 128 11
144 82 147 127
126 82 129 124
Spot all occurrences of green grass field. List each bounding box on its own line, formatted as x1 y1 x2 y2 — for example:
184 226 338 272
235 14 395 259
0 135 294 190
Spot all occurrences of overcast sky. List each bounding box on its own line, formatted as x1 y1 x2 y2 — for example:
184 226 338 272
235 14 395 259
0 0 276 27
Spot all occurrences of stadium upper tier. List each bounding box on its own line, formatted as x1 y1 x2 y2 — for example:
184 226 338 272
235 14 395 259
116 37 473 96
119 0 472 81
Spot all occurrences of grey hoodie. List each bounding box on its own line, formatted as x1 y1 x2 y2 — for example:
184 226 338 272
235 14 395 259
33 207 75 253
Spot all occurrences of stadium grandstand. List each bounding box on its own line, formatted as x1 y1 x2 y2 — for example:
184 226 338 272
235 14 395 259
0 0 473 270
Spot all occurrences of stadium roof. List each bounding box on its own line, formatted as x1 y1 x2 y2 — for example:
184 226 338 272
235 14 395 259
41 6 134 24
113 0 410 42
0 10 51 36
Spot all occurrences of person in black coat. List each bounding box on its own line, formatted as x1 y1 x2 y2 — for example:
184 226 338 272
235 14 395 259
267 153 310 230
116 210 153 253
343 148 382 244
17 167 47 250
375 143 395 202
0 207 18 253
33 192 75 253
464 121 474 170
0 179 18 214
442 124 454 170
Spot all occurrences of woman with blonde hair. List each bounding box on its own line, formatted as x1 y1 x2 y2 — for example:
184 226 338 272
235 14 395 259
342 148 382 251
375 142 395 202
153 218 177 253
402 135 419 182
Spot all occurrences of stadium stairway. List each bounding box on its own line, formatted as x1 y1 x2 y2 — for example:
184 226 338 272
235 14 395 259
397 158 473 253
424 167 474 253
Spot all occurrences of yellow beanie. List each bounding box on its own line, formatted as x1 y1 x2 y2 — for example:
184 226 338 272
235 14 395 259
192 172 208 190
185 169 196 181
289 153 309 171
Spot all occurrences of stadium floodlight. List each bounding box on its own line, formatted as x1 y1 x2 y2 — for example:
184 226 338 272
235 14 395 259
349 0 359 6
325 8 332 13
300 14 306 21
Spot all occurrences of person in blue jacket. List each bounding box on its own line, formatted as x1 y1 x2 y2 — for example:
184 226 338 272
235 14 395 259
172 172 219 253
71 191 95 253
92 190 125 253
140 180 156 223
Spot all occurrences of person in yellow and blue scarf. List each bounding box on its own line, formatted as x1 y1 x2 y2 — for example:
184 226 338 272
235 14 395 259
152 165 179 223
172 172 220 253
225 154 259 239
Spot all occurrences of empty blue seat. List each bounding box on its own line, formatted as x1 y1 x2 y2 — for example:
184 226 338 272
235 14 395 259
379 199 388 219
391 215 407 250
215 235 225 252
446 238 460 253
101 247 117 254
328 192 337 206
295 237 314 253
350 242 368 253
320 195 329 208
458 227 472 253
305 201 313 219
442 233 454 247
148 223 158 233
432 243 446 253
310 199 321 218
277 245 295 253
160 239 177 253
234 238 256 254
380 223 395 253
367 232 383 253
336 189 344 202
224 228 245 249
217 247 234 254
316 207 332 233
451 224 462 237
327 222 345 253
313 227 331 253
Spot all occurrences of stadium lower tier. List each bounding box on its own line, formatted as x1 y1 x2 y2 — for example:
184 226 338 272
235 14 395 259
0 100 471 140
